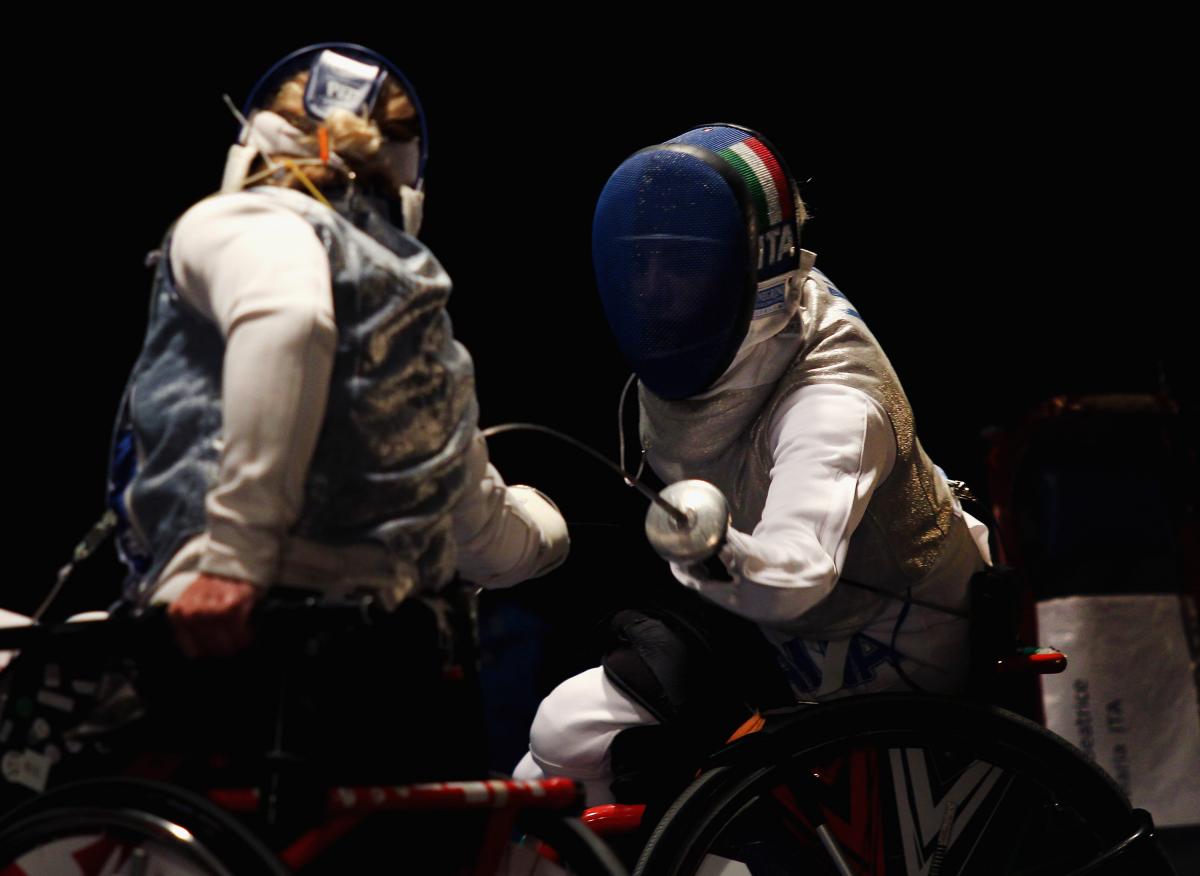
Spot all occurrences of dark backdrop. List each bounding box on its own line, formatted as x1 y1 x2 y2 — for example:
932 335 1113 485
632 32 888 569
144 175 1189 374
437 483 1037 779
10 29 1188 690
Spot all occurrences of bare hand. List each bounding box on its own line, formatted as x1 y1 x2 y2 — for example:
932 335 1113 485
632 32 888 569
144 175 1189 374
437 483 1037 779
168 574 261 658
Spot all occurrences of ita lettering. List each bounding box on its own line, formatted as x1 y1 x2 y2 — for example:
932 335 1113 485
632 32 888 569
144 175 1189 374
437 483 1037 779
757 225 795 270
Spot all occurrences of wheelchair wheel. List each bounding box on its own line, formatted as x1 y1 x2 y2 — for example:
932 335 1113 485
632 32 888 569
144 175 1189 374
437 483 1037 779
497 809 628 876
633 695 1173 876
0 777 288 875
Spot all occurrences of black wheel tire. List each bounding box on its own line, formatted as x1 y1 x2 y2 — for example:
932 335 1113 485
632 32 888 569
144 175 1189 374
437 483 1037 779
634 694 1171 876
0 777 288 875
515 809 629 876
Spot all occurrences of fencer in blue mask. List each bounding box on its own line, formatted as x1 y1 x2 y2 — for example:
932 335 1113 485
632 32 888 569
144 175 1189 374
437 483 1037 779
514 125 992 805
110 45 568 657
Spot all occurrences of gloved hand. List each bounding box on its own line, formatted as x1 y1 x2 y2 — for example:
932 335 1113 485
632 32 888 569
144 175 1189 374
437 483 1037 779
451 432 571 589
506 485 570 579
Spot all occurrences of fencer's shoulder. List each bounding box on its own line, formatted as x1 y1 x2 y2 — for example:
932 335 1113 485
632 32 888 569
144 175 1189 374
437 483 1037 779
173 191 322 246
769 383 893 446
169 191 328 297
175 189 321 236
805 266 841 294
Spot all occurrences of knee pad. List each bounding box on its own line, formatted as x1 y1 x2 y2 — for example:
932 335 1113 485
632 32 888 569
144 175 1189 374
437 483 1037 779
601 607 792 775
602 610 701 724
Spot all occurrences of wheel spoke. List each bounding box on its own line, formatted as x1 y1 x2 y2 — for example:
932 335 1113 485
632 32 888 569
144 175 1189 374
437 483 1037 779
633 696 1160 876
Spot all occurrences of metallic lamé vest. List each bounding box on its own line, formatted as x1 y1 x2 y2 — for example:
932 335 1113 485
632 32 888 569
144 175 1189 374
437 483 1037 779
640 266 973 637
112 188 476 601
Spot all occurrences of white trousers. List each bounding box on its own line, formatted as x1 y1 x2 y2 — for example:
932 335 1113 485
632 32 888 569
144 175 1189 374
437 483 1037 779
512 667 657 806
512 553 979 807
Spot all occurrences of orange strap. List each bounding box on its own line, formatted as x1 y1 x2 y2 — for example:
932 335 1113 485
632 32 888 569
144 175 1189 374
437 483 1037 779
318 126 330 164
725 711 766 743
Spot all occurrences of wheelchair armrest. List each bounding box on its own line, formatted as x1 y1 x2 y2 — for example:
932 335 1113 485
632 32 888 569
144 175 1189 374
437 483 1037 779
0 606 167 654
993 645 1067 675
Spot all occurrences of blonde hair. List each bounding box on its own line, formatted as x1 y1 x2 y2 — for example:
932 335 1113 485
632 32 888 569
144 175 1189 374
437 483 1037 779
254 71 418 192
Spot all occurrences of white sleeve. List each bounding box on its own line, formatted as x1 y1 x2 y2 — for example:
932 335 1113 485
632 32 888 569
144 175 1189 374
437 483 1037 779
169 193 337 586
670 383 896 623
451 433 570 589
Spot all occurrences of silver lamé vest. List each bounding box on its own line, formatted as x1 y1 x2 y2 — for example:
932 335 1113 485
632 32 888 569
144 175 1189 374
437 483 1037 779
111 188 476 602
640 262 977 638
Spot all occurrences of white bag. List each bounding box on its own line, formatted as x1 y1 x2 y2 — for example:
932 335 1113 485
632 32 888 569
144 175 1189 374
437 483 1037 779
1038 594 1200 827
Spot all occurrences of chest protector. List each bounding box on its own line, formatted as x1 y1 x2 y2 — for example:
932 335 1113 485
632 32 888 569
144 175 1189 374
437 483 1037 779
111 189 476 602
640 267 974 638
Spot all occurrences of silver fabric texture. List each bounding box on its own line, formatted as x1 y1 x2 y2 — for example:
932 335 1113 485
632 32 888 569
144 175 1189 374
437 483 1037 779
640 262 974 637
115 188 475 602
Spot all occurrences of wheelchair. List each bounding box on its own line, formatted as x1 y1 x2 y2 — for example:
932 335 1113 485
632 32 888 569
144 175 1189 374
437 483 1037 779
0 492 1180 875
0 598 628 875
622 694 1172 875
0 603 1174 876
567 561 1178 875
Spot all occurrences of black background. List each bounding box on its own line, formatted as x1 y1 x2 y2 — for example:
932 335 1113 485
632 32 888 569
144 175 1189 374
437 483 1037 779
11 25 1190 632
